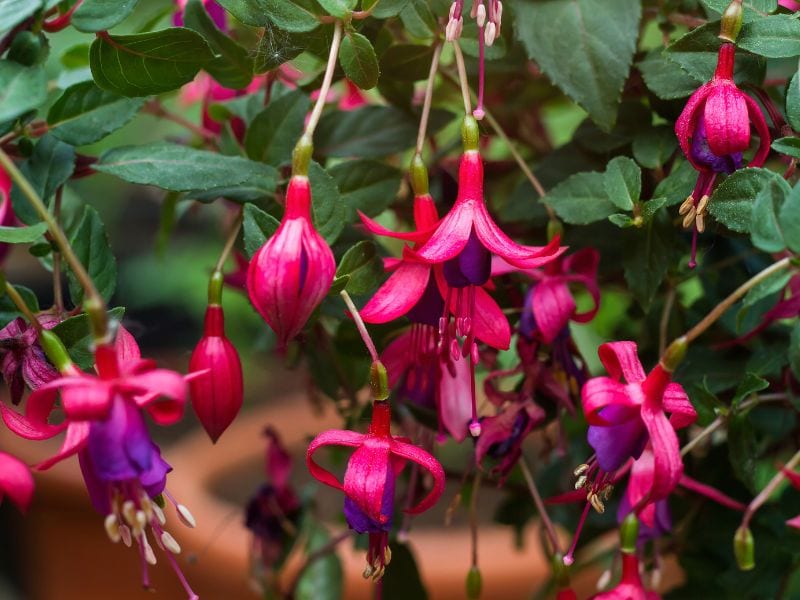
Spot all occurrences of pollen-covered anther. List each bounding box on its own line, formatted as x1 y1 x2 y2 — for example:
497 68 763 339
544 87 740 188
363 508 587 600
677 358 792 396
574 475 588 490
161 531 182 554
363 564 374 580
678 196 695 216
104 514 121 543
371 565 385 581
152 503 167 526
682 206 697 229
484 22 497 46
476 3 486 26
384 545 392 565
141 533 157 566
122 500 137 527
134 510 148 534
588 492 605 514
120 524 133 547
573 463 590 477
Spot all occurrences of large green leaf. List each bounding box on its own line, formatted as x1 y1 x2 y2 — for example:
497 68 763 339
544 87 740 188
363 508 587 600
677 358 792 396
772 136 800 159
779 183 800 253
700 0 777 22
67 205 117 305
47 81 144 146
637 50 702 100
0 61 47 122
787 71 800 132
244 89 310 166
184 0 254 89
329 159 402 217
399 0 437 39
369 0 412 18
216 0 269 25
332 240 383 295
512 0 641 131
72 0 140 32
95 143 278 192
738 15 800 58
242 202 279 258
90 28 215 97
709 168 791 233
266 0 321 32
52 307 125 369
339 32 379 90
750 179 788 253
10 135 75 225
0 0 41 36
317 0 356 17
542 171 619 224
309 161 346 244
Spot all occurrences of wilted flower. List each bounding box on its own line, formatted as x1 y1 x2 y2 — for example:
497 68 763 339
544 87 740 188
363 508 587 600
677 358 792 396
247 175 335 349
0 315 59 405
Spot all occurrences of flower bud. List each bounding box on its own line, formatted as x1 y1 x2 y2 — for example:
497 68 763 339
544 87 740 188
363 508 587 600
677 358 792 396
462 115 480 152
370 361 389 401
734 525 755 571
189 304 243 443
619 513 639 554
410 154 429 196
466 566 482 599
719 0 744 43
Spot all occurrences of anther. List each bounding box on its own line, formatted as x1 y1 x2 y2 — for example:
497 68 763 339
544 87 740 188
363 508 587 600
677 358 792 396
574 475 587 490
363 564 374 579
177 504 197 528
679 196 695 215
696 194 709 214
122 500 136 527
696 212 706 233
142 534 157 566
573 463 589 476
104 514 121 543
476 3 486 26
152 503 167 526
384 545 392 565
682 207 697 229
161 531 182 554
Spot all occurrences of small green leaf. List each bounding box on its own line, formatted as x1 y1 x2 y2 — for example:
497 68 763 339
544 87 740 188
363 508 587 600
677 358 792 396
47 81 144 146
513 0 642 130
67 205 117 305
295 521 343 600
309 161 346 244
542 171 619 225
72 0 140 32
739 15 800 58
609 213 635 228
742 270 792 308
52 307 125 368
90 28 215 97
0 0 41 37
0 222 47 243
379 44 435 82
786 71 800 132
772 136 800 158
316 0 356 17
0 60 47 122
266 0 321 32
369 0 412 19
245 89 310 166
632 125 678 169
95 143 278 192
750 179 788 253
603 156 640 211
399 0 437 39
642 197 668 222
329 159 402 217
637 50 702 100
709 168 791 233
779 183 800 253
184 0 255 89
339 32 379 90
216 0 270 26
334 240 383 295
242 203 280 258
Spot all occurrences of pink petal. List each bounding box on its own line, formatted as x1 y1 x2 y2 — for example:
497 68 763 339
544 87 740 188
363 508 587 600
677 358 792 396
640 395 683 501
581 377 642 425
1 387 64 440
744 94 771 168
414 200 474 263
675 83 713 170
389 438 445 514
343 438 393 524
114 325 141 363
598 341 646 383
782 467 800 490
438 353 472 442
787 515 800 529
563 247 600 279
663 383 697 429
626 449 657 528
360 262 431 324
678 474 746 511
306 429 366 491
472 286 511 350
35 422 90 470
358 210 435 243
704 83 750 156
530 278 576 344
0 452 34 512
61 379 115 421
127 369 188 425
380 331 414 389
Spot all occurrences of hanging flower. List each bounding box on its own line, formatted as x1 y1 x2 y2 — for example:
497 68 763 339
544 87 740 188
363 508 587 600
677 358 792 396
591 552 660 600
247 175 335 349
0 451 34 512
307 400 445 578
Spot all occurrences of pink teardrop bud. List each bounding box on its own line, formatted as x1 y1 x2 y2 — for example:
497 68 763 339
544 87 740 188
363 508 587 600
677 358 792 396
189 304 243 443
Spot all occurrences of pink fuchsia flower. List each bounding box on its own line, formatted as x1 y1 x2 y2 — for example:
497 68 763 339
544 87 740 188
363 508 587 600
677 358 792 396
1 335 199 598
780 0 800 9
173 0 226 28
247 175 335 349
0 316 60 405
307 400 445 578
0 451 34 512
591 552 660 600
189 293 243 443
0 166 17 264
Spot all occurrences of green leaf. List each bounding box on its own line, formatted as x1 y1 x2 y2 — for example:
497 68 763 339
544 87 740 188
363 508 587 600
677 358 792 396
369 0 412 18
772 136 800 158
609 213 635 228
0 0 41 37
216 0 269 26
382 542 429 600
399 0 437 39
750 179 788 253
184 0 255 89
654 159 697 207
67 205 117 305
665 22 766 84
10 135 75 226
623 215 677 310
0 61 47 122
47 81 144 146
632 125 678 169
242 202 280 258
790 322 800 381
266 0 321 32
0 222 47 243
245 89 310 166
339 32 379 90
787 71 800 132
316 0 356 17
185 169 279 203
90 28 215 97
309 161 346 244
738 15 800 58
779 183 800 253
334 240 383 295
642 196 668 222
255 22 306 72
328 159 402 217
603 156 640 211
316 106 451 158
72 0 140 32
700 0 777 23
742 270 792 308
379 44 435 82
295 521 342 600
51 307 125 369
728 413 758 492
95 143 278 192
637 50 702 100
542 171 619 225
709 168 791 233
512 0 641 131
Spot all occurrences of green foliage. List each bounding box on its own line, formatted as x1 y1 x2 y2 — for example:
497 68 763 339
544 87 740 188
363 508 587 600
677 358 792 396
10 135 75 225
242 202 280 258
332 240 383 295
245 89 310 166
339 32 379 90
0 60 46 122
66 205 117 305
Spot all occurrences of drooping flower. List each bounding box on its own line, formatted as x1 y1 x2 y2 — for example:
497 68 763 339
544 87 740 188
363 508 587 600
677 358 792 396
674 26 770 267
1 333 199 598
591 552 660 600
189 286 243 442
247 175 335 349
307 400 445 578
0 315 60 405
0 451 34 512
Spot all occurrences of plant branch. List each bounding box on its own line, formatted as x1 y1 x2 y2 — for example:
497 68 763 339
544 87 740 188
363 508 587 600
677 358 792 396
451 41 473 116
469 470 481 568
741 448 800 529
416 41 443 155
303 20 344 141
520 456 561 554
4 282 41 331
340 290 379 363
142 99 218 144
214 208 243 273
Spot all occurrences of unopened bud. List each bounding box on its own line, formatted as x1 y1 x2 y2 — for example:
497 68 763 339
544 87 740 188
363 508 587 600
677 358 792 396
551 553 571 587
466 566 482 599
370 361 390 401
719 0 743 43
734 525 755 571
484 22 497 46
469 420 482 437
476 4 486 26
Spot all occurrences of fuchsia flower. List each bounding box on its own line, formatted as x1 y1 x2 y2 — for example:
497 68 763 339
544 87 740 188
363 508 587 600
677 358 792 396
247 175 335 349
173 0 226 28
0 166 17 263
675 41 770 267
780 0 800 9
307 400 445 578
0 451 34 512
0 316 60 405
189 302 243 443
591 552 660 600
2 331 199 598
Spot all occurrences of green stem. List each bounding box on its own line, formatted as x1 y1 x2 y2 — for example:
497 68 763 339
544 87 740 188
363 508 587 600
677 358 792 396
0 148 108 340
340 289 379 364
741 448 800 529
214 208 243 274
451 41 472 116
520 457 561 554
4 282 41 331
